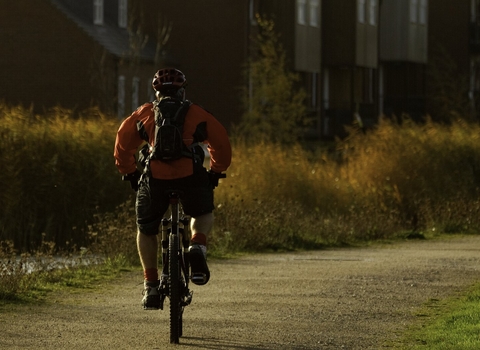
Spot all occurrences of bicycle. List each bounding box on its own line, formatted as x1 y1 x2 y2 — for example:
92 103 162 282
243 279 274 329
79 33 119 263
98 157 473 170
158 190 192 344
158 174 226 344
123 170 225 343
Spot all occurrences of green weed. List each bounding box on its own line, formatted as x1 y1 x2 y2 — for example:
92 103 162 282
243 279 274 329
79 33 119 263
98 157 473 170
397 283 480 349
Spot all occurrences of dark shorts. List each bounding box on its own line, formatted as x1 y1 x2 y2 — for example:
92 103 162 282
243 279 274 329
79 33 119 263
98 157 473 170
136 169 214 235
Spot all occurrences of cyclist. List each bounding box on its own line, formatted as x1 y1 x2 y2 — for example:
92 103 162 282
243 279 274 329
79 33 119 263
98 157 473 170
114 68 232 310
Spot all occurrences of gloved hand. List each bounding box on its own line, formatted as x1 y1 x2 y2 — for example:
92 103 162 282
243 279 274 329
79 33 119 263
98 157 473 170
122 169 142 192
208 170 226 189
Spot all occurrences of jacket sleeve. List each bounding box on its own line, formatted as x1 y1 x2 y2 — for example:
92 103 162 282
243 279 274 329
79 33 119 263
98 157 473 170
114 108 147 175
204 112 232 173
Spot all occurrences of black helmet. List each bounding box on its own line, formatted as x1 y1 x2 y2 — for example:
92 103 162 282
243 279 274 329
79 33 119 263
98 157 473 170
152 68 187 96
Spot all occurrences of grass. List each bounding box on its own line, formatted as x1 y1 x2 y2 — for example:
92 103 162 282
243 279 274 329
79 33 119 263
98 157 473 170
394 282 480 349
0 253 134 305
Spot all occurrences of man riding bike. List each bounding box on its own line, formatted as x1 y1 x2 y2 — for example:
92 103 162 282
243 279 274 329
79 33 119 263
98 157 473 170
114 68 232 310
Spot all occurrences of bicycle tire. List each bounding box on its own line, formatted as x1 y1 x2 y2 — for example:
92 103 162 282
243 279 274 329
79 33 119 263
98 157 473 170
169 232 181 344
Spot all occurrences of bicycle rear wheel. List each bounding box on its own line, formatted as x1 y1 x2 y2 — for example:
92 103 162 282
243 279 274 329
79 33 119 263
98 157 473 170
169 233 181 344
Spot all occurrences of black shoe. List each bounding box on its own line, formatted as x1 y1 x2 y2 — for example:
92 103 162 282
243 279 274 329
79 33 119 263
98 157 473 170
142 281 161 310
189 244 210 285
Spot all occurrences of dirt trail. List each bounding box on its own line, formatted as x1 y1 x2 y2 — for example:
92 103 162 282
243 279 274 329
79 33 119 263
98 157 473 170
1 236 480 350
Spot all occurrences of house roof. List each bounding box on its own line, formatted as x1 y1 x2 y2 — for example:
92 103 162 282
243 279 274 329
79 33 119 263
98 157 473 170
50 0 157 62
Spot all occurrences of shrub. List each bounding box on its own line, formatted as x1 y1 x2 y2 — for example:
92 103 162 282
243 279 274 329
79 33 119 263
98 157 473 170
211 118 480 253
236 15 309 144
0 104 130 251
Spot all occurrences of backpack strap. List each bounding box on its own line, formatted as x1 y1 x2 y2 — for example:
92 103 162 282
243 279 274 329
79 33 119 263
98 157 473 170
171 100 201 160
137 121 149 142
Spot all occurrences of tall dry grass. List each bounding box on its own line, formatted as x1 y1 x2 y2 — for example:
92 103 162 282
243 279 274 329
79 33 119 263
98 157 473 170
0 104 130 251
2 102 480 259
211 118 480 253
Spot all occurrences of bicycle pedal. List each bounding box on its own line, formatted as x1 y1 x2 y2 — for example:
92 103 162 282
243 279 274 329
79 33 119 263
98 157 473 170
182 291 194 306
191 273 207 284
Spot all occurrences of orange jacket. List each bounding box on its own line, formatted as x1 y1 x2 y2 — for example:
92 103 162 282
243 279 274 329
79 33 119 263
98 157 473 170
114 101 231 179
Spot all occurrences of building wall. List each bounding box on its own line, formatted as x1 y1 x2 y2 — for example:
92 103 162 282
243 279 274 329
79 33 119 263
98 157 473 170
382 61 426 118
4 0 477 135
427 0 470 84
0 0 100 112
138 0 251 128
321 0 379 137
322 0 356 66
426 0 472 119
254 0 322 137
356 4 378 68
258 0 297 70
0 0 159 117
380 0 428 63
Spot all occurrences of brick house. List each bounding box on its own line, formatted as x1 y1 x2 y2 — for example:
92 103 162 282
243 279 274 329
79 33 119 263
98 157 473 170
256 0 322 137
2 0 478 137
379 0 428 120
1 0 322 132
322 0 379 137
150 0 323 134
0 0 161 118
427 0 480 121
139 0 256 128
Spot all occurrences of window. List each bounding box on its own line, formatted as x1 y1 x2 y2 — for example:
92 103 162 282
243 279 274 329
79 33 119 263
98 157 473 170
368 0 377 26
118 75 125 118
358 0 366 24
410 0 418 23
311 72 318 108
297 0 307 25
132 77 140 110
322 69 330 136
94 0 104 25
118 0 128 28
249 0 257 25
419 0 427 25
309 0 319 27
472 0 476 23
365 68 374 103
474 0 480 24
322 69 329 110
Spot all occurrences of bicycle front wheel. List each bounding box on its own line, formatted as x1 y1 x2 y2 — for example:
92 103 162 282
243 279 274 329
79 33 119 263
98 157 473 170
169 233 181 344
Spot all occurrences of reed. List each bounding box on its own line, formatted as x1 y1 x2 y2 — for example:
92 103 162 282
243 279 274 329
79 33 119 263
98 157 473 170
2 102 480 257
0 104 130 251
3 105 480 299
211 118 480 253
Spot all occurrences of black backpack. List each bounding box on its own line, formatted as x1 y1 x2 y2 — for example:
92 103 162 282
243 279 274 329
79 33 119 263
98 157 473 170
136 98 207 169
150 97 192 161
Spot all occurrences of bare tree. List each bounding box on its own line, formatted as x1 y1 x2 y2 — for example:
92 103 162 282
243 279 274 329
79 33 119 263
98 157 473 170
89 3 172 115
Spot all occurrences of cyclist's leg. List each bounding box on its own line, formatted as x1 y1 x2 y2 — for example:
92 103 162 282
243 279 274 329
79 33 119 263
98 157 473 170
136 178 169 309
190 212 213 245
180 169 214 242
137 233 158 278
179 172 214 285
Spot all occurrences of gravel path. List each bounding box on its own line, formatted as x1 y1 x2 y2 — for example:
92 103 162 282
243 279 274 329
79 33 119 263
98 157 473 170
1 236 480 349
